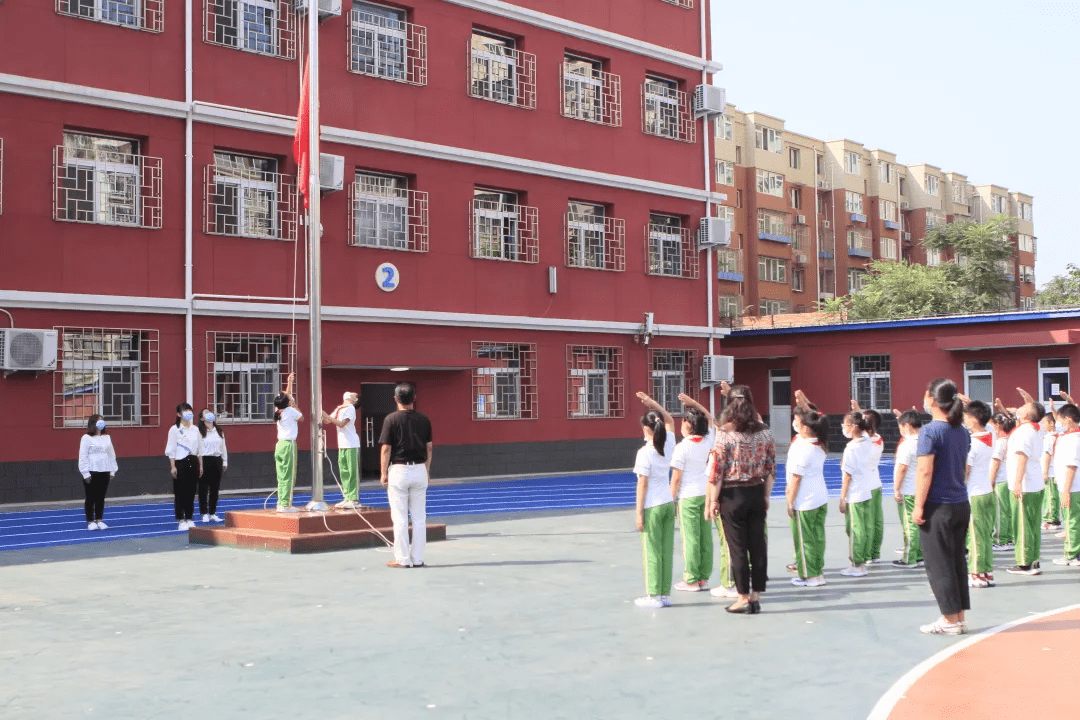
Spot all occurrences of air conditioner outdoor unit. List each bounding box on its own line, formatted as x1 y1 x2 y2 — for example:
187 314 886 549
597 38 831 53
693 85 727 120
319 153 345 193
901 201 910 210
796 214 807 225
698 216 732 250
701 354 735 386
822 220 831 229
817 180 829 189
903 232 912 242
294 0 342 19
794 252 808 265
0 329 59 373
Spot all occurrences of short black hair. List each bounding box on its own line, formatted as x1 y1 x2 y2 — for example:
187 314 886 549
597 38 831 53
1057 403 1080 424
964 400 992 427
897 409 923 429
395 383 416 406
683 407 710 436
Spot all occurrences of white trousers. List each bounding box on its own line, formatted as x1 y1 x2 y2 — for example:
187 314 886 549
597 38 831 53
388 464 429 565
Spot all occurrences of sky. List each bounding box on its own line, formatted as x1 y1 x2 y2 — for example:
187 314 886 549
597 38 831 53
710 0 1079 288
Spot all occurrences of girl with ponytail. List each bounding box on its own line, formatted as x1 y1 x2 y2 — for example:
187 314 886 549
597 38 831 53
632 392 677 609
839 411 874 577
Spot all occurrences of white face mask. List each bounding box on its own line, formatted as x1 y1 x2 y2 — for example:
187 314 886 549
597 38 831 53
923 399 934 415
792 420 800 434
842 426 853 439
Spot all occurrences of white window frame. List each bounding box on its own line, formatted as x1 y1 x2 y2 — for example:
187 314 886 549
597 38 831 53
880 236 898 260
350 2 408 82
208 0 285 57
476 367 522 419
651 370 684 416
759 298 789 316
845 151 860 174
964 361 994 405
570 368 608 418
755 126 783 153
470 31 521 106
788 147 800 169
718 295 740 317
991 195 1007 214
212 362 279 422
715 160 734 186
879 161 891 184
925 175 939 196
848 268 868 293
567 202 606 269
55 328 158 429
926 247 942 266
211 152 279 239
851 355 891 411
1038 358 1070 405
473 189 520 261
1018 234 1034 253
59 132 142 227
1020 202 1033 221
717 114 733 141
353 171 410 250
756 169 784 197
881 199 897 223
649 216 683 277
643 75 684 141
59 0 144 28
758 256 787 283
845 191 863 214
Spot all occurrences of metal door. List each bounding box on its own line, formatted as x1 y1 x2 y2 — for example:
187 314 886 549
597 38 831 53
360 383 399 477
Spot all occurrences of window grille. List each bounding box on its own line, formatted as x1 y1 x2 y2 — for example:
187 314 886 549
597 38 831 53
57 0 164 32
560 57 621 127
207 331 296 423
649 349 699 416
757 210 790 238
641 77 694 143
471 190 539 263
851 354 891 410
205 152 298 241
204 0 295 60
349 172 428 252
567 346 624 419
53 134 162 229
793 226 809 250
349 2 427 85
565 202 624 272
646 215 697 279
469 32 536 110
660 0 694 8
472 341 538 420
53 327 159 428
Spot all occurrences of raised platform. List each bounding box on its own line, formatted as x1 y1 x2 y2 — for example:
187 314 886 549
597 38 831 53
188 507 447 554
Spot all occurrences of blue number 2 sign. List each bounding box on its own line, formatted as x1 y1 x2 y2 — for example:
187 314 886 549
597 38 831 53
376 262 400 292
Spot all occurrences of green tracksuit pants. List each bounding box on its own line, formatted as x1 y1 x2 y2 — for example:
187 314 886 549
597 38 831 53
1063 492 1080 559
845 498 874 566
994 482 1014 545
897 494 923 564
1043 481 1061 524
791 504 827 579
338 447 359 502
274 439 296 508
678 496 713 584
967 492 996 574
870 487 884 560
641 502 675 597
1014 489 1045 567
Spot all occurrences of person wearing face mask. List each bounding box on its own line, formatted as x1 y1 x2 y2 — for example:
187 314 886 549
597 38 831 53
1050 403 1080 566
197 410 228 523
165 402 203 531
963 400 996 589
839 411 874 577
786 408 830 587
989 412 1017 550
891 409 924 568
851 403 886 564
632 392 677 609
78 414 118 531
1005 389 1046 576
1040 407 1062 532
322 391 362 509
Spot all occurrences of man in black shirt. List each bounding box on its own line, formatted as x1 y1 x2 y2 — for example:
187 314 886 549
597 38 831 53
379 383 433 568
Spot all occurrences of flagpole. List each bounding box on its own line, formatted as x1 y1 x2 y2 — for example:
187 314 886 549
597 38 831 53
305 5 326 511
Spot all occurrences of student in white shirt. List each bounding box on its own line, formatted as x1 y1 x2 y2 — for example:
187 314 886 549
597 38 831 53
1051 403 1080 566
197 409 228 523
670 393 716 593
165 402 203 531
1041 411 1062 530
840 411 875 577
273 373 303 512
786 409 830 587
989 412 1017 550
892 410 924 568
963 401 996 588
1006 398 1046 575
322 391 361 509
632 392 677 609
855 406 886 564
78 414 118 531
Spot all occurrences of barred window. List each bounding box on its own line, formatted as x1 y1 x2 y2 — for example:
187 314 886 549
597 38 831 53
470 31 536 110
647 214 698 279
649 349 699 416
660 0 694 9
472 342 538 420
567 346 624 419
207 332 295 423
204 0 295 60
566 201 624 272
561 54 621 127
56 0 164 32
54 132 163 228
642 75 695 143
851 355 891 410
350 172 428 252
205 152 298 241
471 189 538 263
349 2 427 85
757 210 790 239
54 327 159 428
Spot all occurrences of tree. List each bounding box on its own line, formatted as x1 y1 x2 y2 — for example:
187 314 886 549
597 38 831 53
1037 264 1080 308
819 261 962 320
923 215 1018 311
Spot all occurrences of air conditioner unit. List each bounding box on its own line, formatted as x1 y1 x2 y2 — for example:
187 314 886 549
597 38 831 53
900 201 910 210
693 85 726 120
822 220 831 229
294 0 342 19
794 252 808 265
698 216 732 250
319 153 345 193
819 292 834 300
796 214 807 225
0 329 59 373
903 232 912 242
817 180 829 190
701 354 735 386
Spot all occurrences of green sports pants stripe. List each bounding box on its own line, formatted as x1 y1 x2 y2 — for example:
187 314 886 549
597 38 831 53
1014 489 1044 567
678 496 713 584
338 447 359 502
714 515 733 588
870 487 884 560
791 504 827 579
994 482 1014 545
845 498 874 566
1064 492 1080 559
967 492 995 574
641 502 675 597
897 494 923 564
274 439 296 508
1044 481 1061 524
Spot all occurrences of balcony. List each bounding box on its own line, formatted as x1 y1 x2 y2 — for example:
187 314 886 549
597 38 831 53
716 247 743 282
850 213 867 224
883 220 900 230
818 251 834 260
758 211 792 244
847 232 873 258
792 226 810 250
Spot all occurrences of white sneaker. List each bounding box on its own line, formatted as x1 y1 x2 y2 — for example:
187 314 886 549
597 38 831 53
792 576 827 587
1052 556 1080 566
210 514 223 522
709 585 739 599
969 575 989 588
188 518 197 526
920 617 967 635
634 596 665 609
276 505 299 513
840 565 868 577
660 596 672 607
202 514 210 523
894 546 905 554
96 521 108 530
87 522 98 531
673 580 707 592
866 557 881 564
178 521 188 531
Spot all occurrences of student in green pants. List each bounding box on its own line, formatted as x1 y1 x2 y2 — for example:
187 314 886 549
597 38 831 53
787 409 830 587
840 412 875 577
633 393 677 609
322 391 362 508
989 412 1016 549
272 373 303 512
1006 398 1046 575
1051 403 1080 566
1042 412 1062 530
964 401 997 588
892 410 924 568
670 395 716 593
850 402 885 562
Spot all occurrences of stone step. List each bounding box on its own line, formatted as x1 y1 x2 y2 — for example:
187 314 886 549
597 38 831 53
189 522 446 554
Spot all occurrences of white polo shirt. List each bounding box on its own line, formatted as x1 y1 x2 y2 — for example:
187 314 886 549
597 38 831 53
786 436 828 511
966 431 994 497
634 434 676 510
334 405 361 450
1006 422 1045 493
991 435 1009 487
895 435 919 496
277 407 303 442
1045 433 1058 480
841 435 874 503
1054 430 1080 494
868 434 885 490
670 428 716 500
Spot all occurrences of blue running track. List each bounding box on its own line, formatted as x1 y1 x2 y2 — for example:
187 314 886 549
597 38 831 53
0 459 894 551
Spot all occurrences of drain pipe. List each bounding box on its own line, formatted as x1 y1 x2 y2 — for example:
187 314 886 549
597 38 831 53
700 0 716 416
184 0 194 402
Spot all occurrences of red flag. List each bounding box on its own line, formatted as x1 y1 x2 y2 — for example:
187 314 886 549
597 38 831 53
293 60 310 208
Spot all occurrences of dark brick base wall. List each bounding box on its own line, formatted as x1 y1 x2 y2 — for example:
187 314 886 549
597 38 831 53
0 438 644 504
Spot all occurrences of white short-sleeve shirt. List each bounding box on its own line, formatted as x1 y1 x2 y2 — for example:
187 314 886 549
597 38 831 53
786 436 828 511
895 436 919 496
1006 422 1045 493
867 434 885 490
1045 433 1058 479
1054 431 1080 494
277 406 303 442
634 434 677 510
966 431 994 497
334 405 361 449
841 436 874 503
670 428 715 500
991 435 1009 487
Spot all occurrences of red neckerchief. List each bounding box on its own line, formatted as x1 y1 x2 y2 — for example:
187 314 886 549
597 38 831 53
871 434 884 446
1028 422 1040 431
689 436 705 444
972 431 993 447
1061 428 1080 435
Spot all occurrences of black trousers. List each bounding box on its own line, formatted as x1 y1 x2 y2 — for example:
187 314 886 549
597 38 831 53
173 457 198 521
199 456 224 516
83 471 110 522
920 501 972 616
720 483 769 595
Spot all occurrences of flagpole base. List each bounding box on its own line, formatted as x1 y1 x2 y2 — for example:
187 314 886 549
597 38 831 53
305 501 329 512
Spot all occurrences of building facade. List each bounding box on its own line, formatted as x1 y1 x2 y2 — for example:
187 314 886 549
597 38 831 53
0 0 727 502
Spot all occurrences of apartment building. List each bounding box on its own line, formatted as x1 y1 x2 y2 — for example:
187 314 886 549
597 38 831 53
0 0 726 502
715 105 1037 319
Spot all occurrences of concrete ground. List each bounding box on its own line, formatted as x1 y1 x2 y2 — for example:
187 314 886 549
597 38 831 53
2 499 1078 720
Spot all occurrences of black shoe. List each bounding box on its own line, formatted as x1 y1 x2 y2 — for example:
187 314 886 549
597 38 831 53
750 600 761 614
725 601 755 614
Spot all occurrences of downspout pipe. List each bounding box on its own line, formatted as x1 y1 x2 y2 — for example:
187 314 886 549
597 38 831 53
184 0 194 403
